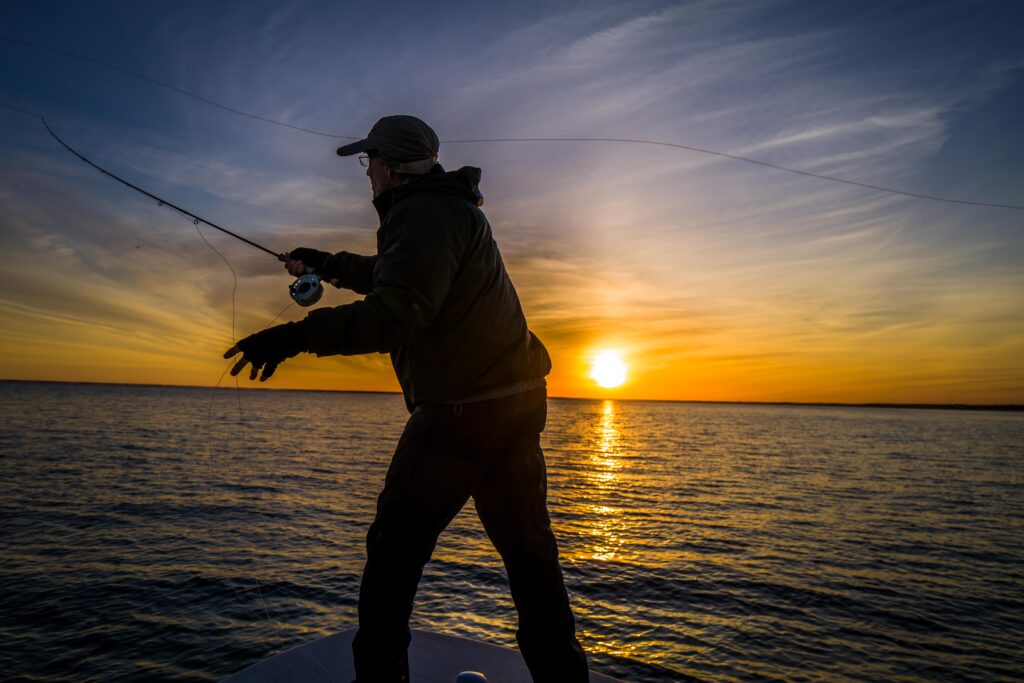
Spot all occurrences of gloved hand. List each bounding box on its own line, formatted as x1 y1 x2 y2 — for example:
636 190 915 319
285 247 331 276
223 321 309 381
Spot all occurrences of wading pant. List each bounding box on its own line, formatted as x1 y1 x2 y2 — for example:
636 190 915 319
352 387 588 682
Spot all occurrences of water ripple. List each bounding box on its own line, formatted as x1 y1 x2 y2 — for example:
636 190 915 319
1 384 1023 682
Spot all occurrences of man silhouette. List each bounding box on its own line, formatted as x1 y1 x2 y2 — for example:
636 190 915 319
225 115 588 681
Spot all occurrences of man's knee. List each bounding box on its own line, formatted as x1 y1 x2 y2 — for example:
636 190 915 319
365 518 438 569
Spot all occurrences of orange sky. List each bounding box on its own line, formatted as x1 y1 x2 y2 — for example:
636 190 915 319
1 246 1021 405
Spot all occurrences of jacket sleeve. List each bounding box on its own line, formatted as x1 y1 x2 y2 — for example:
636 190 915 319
304 203 463 356
320 251 377 295
304 298 400 356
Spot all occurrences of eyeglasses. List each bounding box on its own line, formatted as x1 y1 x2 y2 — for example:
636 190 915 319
358 154 375 168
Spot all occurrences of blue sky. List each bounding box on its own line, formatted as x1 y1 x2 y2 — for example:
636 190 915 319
1 0 1022 401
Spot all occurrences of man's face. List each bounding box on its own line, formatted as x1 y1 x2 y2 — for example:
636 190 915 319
366 155 400 198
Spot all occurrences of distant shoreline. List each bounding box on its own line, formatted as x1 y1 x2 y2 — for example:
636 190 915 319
2 378 1021 413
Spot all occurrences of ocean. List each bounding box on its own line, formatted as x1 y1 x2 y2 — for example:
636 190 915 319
1 381 1022 682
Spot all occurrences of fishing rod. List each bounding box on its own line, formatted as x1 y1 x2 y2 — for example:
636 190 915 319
24 107 326 307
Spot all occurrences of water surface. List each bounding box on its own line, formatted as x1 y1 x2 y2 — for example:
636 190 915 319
1 381 1022 681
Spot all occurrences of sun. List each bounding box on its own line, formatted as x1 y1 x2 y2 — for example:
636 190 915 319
590 350 627 389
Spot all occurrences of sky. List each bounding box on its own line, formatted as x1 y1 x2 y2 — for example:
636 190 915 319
1 0 1022 404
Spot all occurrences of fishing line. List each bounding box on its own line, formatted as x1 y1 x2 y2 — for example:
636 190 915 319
442 137 1024 211
4 34 1023 211
180 179 330 676
173 211 272 627
0 37 358 141
193 223 239 341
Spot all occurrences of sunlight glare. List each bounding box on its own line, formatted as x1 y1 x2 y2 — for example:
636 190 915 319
590 350 627 389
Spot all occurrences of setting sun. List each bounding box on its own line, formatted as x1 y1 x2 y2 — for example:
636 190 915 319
590 351 627 389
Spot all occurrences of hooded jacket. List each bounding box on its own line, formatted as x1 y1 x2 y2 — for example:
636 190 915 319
303 165 551 411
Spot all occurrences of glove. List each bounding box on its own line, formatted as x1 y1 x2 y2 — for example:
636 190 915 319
224 321 309 381
287 247 331 273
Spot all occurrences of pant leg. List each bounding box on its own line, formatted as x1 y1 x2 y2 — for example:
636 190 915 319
472 389 589 682
352 405 482 682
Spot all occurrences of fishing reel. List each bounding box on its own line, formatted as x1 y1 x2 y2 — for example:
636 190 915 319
289 273 324 307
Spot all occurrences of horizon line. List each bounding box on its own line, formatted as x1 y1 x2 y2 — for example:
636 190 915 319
2 378 1021 413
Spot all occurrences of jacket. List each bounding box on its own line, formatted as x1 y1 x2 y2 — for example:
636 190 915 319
303 164 551 411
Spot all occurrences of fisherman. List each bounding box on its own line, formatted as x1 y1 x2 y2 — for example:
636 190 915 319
224 115 589 682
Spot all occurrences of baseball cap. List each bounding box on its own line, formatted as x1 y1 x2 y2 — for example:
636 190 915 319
337 115 439 174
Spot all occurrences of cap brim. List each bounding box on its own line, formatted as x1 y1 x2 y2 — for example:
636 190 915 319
336 138 372 156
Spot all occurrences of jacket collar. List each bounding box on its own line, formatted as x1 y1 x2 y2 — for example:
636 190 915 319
372 164 484 220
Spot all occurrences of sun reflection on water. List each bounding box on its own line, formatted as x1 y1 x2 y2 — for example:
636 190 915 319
578 400 629 562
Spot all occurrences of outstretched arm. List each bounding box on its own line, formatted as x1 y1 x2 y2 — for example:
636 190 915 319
222 298 397 383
